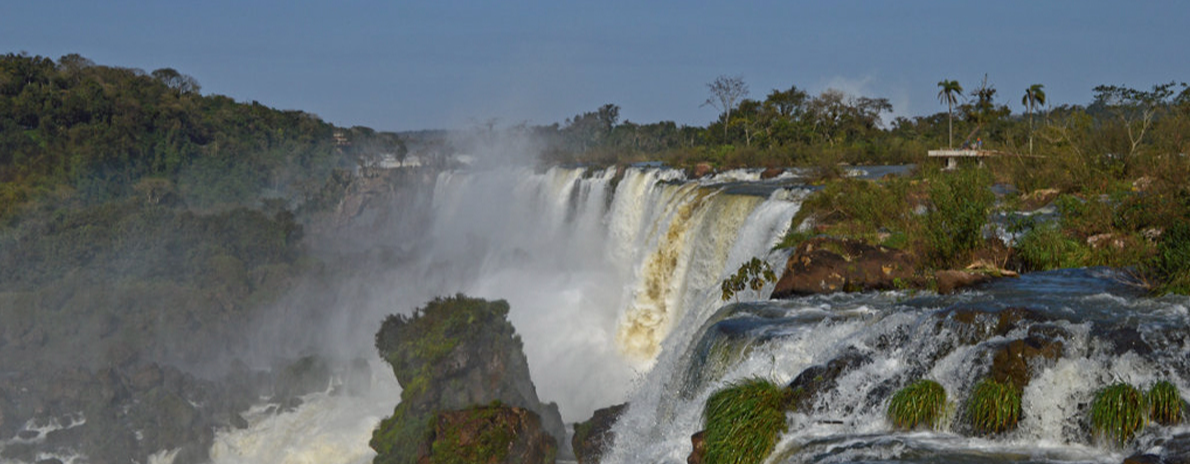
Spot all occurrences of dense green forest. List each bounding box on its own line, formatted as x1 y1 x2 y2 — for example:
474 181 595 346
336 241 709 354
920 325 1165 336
0 53 411 371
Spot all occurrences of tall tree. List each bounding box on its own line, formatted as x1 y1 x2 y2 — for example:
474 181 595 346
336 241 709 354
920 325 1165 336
703 75 750 139
937 79 963 148
1021 84 1046 154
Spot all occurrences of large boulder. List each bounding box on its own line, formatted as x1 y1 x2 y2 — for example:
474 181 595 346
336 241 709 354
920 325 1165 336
419 404 557 464
572 403 628 463
771 237 916 298
371 295 566 463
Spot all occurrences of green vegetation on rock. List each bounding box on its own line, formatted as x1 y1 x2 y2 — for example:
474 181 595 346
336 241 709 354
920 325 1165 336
371 295 563 463
923 167 995 268
887 379 948 430
1147 380 1184 426
967 378 1021 435
1091 382 1147 446
702 378 789 464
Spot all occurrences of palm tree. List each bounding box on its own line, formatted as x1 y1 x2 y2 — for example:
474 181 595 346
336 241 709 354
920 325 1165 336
937 80 963 148
1021 84 1046 154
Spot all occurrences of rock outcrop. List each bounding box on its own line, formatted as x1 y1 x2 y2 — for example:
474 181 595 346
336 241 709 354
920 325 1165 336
370 295 566 463
770 237 916 298
572 403 628 463
419 404 557 464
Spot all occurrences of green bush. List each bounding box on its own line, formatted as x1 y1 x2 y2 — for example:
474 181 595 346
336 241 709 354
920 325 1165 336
887 379 948 430
967 378 1021 435
923 168 994 268
1147 380 1183 426
702 378 789 464
1014 221 1091 271
1153 219 1190 295
1091 382 1146 446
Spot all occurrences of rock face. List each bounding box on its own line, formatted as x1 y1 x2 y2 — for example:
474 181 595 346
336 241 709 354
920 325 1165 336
934 270 993 294
687 430 706 464
419 404 557 464
759 167 785 180
770 237 916 298
371 295 566 463
572 403 628 463
786 349 872 412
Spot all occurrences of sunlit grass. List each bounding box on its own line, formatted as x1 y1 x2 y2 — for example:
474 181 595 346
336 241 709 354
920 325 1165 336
1091 382 1146 446
967 378 1020 435
1147 380 1183 426
702 378 789 464
887 379 948 430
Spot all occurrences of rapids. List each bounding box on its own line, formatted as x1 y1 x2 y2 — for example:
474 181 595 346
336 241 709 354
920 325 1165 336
211 165 1190 463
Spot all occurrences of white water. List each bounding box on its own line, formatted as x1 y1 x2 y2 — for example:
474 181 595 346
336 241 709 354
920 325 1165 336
604 270 1190 463
210 166 804 462
207 163 1190 463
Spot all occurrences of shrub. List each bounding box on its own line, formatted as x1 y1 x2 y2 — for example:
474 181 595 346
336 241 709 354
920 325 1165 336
887 379 948 430
923 168 994 268
967 378 1021 435
702 378 789 464
1153 219 1190 295
1091 382 1146 446
1014 221 1091 271
1147 380 1183 426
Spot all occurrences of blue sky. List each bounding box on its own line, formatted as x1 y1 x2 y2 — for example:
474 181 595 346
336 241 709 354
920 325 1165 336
3 1 1187 131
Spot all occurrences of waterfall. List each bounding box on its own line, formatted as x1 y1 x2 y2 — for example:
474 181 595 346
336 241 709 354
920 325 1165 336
603 268 1190 463
209 165 804 462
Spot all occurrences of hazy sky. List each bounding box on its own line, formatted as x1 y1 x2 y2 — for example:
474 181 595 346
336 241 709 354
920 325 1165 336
3 1 1187 132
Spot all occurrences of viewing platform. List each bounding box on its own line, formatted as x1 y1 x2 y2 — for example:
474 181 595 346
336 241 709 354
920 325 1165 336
928 149 997 170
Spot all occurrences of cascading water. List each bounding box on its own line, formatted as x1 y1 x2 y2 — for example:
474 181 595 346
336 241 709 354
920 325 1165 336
604 267 1190 463
209 162 1189 463
210 165 805 462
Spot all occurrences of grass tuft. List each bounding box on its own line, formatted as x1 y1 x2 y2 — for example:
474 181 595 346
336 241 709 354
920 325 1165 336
887 379 948 430
1091 382 1147 446
702 378 789 464
1147 380 1183 426
967 378 1021 435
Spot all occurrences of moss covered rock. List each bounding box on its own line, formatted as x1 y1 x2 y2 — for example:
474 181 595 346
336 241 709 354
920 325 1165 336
371 295 565 463
770 237 917 298
422 404 557 464
572 403 628 463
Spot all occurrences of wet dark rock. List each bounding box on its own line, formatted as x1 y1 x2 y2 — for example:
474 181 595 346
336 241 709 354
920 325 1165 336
274 355 331 399
935 270 993 294
1162 432 1190 463
687 430 706 464
572 403 628 463
2 442 36 463
280 396 304 413
1122 453 1162 464
125 363 163 391
1093 325 1154 357
771 237 917 298
933 307 1053 345
760 167 785 180
418 404 557 463
787 348 872 412
988 335 1064 390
